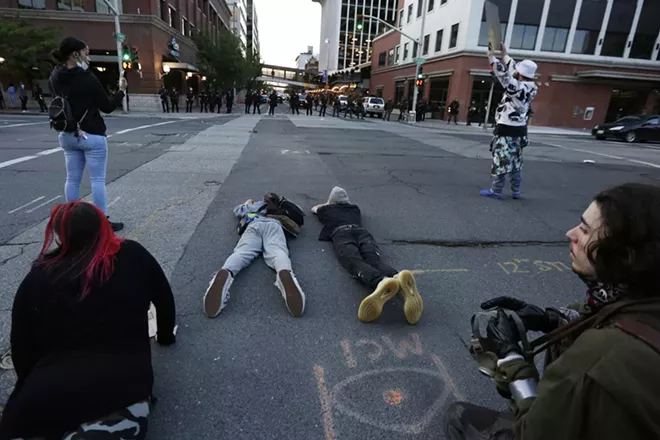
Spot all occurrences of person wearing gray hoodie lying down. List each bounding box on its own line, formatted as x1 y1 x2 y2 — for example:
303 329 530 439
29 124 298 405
312 187 423 324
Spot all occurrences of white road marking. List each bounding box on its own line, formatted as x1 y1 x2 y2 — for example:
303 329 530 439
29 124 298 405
0 121 48 129
107 196 121 208
547 142 660 168
113 120 178 135
9 196 45 214
25 195 62 213
0 156 38 169
627 159 660 169
37 147 63 156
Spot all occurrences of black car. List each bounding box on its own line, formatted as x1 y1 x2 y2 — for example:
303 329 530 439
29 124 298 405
592 115 660 143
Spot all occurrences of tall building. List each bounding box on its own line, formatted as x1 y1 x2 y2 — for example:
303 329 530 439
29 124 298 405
312 0 398 72
227 0 248 49
0 0 232 100
246 0 260 56
296 46 316 70
370 0 660 129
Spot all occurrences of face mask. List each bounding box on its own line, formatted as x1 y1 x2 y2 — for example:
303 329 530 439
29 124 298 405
77 60 89 71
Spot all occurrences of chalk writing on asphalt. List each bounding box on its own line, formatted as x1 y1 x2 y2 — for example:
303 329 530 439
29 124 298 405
497 258 571 275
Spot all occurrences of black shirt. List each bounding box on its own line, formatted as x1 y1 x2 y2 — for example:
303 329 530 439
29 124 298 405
0 240 176 440
50 66 124 137
316 203 362 241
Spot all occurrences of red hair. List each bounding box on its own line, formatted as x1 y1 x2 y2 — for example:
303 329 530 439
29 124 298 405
38 201 123 298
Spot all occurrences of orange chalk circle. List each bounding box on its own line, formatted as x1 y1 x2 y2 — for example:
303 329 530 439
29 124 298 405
383 389 404 406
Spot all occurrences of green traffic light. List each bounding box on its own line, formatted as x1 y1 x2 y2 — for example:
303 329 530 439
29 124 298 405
357 23 363 30
122 53 130 61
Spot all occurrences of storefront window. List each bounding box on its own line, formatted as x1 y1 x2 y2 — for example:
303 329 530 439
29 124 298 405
541 27 569 52
395 81 405 104
429 78 449 118
630 0 660 59
571 0 607 55
602 0 637 57
58 0 84 11
18 0 46 8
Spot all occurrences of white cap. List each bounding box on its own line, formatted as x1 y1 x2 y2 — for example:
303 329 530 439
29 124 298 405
515 60 538 80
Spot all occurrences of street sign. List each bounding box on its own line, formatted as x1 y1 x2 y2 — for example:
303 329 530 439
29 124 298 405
415 57 425 66
116 32 126 43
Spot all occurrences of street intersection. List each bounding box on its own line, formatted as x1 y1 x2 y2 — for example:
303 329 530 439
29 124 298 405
1 110 659 439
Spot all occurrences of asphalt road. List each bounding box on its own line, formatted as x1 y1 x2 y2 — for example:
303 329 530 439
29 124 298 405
0 110 659 439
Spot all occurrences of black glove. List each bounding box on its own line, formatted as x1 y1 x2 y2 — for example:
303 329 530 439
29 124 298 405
481 296 559 333
483 309 522 358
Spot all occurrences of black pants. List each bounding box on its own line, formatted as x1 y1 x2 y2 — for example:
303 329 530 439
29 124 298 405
443 402 514 440
245 103 251 113
306 106 313 116
20 97 28 111
171 100 179 113
161 100 169 113
227 104 232 114
200 102 207 112
186 100 193 113
331 227 397 291
210 103 215 112
268 104 276 115
253 104 261 114
291 106 299 115
319 105 326 117
37 98 47 112
448 113 458 124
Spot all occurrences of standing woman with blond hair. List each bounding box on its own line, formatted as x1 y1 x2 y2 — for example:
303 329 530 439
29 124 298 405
49 36 126 231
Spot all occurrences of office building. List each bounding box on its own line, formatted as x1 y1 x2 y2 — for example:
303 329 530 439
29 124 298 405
370 0 660 128
246 0 260 56
296 46 316 70
312 0 398 72
0 0 232 103
227 0 248 49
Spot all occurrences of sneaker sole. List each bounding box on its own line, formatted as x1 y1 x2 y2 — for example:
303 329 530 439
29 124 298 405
358 278 400 323
279 270 304 317
398 270 424 325
204 270 230 318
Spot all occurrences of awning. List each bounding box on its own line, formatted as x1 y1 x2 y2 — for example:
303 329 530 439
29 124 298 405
576 70 660 82
163 62 199 72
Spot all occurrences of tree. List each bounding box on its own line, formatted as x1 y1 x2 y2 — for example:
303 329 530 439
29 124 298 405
193 30 251 91
242 50 263 91
0 16 61 82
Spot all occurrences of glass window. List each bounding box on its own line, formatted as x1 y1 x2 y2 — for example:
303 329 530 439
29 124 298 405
541 27 569 52
399 9 404 28
478 21 507 47
160 0 167 21
510 24 538 50
395 45 401 63
96 0 122 13
423 34 430 55
378 51 386 66
428 0 435 11
441 0 447 4
19 0 46 8
646 117 660 125
571 0 607 55
388 48 395 65
417 0 423 17
412 42 418 58
407 4 413 23
450 23 459 48
546 0 577 28
435 29 444 52
404 42 409 59
630 0 660 59
602 0 637 57
571 29 599 54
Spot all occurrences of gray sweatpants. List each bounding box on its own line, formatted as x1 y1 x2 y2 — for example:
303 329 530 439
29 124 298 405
222 221 292 275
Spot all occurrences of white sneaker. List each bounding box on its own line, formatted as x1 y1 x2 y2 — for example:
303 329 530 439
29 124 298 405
275 270 306 317
203 269 234 318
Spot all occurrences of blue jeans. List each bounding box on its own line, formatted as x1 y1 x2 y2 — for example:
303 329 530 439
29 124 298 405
59 133 108 214
491 169 522 195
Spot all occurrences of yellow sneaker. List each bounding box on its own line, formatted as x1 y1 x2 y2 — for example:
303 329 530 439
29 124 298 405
397 270 423 324
358 277 400 323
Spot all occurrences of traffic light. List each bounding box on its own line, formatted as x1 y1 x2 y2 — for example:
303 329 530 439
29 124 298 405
417 65 424 80
122 61 132 70
122 45 131 62
415 79 424 86
130 46 139 62
356 14 363 31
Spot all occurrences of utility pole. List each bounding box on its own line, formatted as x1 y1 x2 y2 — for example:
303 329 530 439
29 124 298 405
483 82 494 130
101 0 127 113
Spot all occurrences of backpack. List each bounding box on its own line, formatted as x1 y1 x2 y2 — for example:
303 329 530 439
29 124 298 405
264 193 305 227
48 80 87 133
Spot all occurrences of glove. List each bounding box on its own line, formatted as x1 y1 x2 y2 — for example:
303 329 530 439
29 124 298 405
156 332 176 346
483 309 523 358
481 296 560 333
494 358 539 402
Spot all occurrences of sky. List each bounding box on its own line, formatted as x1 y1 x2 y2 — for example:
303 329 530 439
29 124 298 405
253 0 321 67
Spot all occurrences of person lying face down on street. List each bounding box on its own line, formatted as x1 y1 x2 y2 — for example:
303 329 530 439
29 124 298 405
312 187 423 324
203 193 306 318
0 201 176 440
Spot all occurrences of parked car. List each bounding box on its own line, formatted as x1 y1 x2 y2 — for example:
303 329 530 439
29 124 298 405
337 95 348 110
298 94 308 108
592 115 660 143
365 97 385 118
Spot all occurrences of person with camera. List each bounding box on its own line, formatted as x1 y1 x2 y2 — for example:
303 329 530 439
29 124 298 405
445 183 660 440
49 37 126 232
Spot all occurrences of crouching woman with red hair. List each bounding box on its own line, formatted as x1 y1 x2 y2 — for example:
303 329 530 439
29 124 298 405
0 201 176 440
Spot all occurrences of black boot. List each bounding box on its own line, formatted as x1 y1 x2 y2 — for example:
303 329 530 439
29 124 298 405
107 216 124 232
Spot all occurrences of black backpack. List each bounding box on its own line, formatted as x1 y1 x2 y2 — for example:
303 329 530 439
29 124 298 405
48 80 87 133
264 193 305 227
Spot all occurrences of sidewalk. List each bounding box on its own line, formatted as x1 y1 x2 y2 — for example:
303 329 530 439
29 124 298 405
409 117 592 137
108 111 237 119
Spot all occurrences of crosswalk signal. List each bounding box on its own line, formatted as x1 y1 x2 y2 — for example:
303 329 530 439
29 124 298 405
416 79 424 86
417 65 424 80
130 46 139 62
356 14 363 31
122 44 131 62
122 61 132 70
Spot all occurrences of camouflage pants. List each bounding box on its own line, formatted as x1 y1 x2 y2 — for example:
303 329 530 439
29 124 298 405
443 402 515 440
61 400 150 440
490 136 526 176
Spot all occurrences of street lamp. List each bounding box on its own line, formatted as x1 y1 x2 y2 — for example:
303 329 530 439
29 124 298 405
0 57 5 64
163 65 171 73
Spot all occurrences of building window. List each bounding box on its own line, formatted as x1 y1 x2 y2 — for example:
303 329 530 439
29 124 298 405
630 0 660 59
423 34 430 55
403 42 409 60
378 51 386 66
571 0 607 55
412 42 418 58
399 9 404 28
57 0 84 11
571 29 599 55
478 21 507 47
602 0 638 58
428 0 435 11
96 0 122 13
417 0 423 17
395 45 401 63
18 0 46 8
435 29 444 52
388 48 395 65
169 7 177 28
441 0 447 4
541 27 568 52
449 23 459 48
510 24 538 50
407 4 413 23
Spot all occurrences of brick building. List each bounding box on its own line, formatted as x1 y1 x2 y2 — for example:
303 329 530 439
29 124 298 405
370 0 660 129
0 0 231 108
